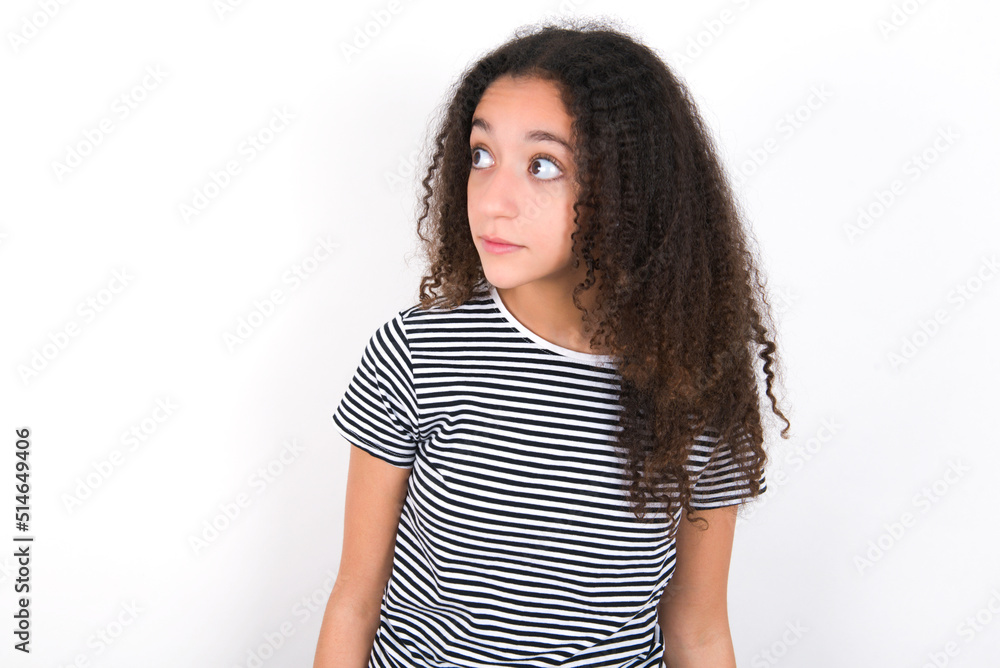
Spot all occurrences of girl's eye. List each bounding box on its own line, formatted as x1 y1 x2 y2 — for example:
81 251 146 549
469 146 563 181
471 147 494 169
529 156 562 181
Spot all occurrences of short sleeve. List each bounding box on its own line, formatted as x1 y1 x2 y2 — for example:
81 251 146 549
686 429 766 510
332 312 420 469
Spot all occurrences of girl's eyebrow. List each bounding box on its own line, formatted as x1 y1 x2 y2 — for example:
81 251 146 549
471 117 573 153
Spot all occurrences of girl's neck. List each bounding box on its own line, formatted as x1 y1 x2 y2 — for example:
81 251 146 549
495 282 609 356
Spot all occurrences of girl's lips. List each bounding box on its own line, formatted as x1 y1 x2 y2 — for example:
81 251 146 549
482 238 523 254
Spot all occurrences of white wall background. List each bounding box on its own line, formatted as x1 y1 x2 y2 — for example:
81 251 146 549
2 0 998 666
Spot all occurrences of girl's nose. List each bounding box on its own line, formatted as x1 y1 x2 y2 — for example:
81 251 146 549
474 163 519 219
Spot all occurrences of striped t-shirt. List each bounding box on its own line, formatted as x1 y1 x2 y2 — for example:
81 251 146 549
332 284 765 668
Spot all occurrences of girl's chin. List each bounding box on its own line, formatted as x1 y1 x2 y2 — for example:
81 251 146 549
480 270 528 291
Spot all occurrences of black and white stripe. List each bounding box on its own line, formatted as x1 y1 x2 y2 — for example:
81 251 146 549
333 285 766 667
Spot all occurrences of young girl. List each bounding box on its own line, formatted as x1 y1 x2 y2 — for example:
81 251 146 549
315 19 790 668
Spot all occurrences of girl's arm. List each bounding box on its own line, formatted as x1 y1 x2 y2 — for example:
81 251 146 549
657 504 740 668
313 445 412 668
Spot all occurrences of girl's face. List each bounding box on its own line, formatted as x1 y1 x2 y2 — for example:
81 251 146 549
467 75 585 293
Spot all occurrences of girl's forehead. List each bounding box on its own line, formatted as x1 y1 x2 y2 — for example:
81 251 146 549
472 77 574 136
477 76 567 111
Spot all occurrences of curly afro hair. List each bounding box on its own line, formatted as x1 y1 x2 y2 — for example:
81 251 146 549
412 16 791 534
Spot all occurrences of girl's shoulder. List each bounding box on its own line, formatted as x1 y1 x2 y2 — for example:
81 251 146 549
398 285 495 323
